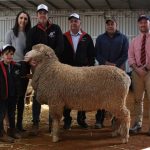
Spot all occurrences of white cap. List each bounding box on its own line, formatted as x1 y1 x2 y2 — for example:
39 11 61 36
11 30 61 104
68 13 80 20
2 44 15 53
37 4 48 12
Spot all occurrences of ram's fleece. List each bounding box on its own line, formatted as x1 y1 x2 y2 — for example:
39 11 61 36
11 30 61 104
25 44 131 143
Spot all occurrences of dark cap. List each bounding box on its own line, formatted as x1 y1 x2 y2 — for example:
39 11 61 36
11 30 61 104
68 13 80 20
1 44 15 53
37 4 48 12
105 16 116 24
138 15 149 22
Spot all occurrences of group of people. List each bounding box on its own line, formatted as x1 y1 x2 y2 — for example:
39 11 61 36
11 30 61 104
0 3 150 143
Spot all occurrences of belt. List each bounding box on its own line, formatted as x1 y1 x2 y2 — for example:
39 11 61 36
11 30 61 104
144 67 150 72
137 65 150 72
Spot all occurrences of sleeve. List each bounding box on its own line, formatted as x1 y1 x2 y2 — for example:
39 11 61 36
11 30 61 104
95 37 106 65
115 35 129 67
128 39 136 66
25 29 33 54
87 35 96 66
55 25 64 60
5 30 12 45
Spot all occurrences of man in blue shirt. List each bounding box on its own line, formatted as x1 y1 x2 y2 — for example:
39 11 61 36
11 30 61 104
95 16 129 128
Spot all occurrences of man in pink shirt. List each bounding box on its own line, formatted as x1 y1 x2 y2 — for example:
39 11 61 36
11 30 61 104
128 15 150 135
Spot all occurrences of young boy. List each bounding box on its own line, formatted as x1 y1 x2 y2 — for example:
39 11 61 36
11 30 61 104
0 44 22 143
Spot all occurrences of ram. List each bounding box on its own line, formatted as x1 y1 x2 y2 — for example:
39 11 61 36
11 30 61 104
25 44 131 143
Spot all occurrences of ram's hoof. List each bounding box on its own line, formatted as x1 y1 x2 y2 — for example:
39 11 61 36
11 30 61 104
112 131 118 137
122 138 128 144
52 136 59 142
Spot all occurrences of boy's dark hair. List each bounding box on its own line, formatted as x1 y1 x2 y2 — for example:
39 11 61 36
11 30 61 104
13 11 31 37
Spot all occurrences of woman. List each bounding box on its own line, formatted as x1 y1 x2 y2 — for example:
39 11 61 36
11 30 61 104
5 11 31 133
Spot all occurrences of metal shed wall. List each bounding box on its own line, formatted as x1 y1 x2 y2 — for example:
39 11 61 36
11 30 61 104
0 10 150 71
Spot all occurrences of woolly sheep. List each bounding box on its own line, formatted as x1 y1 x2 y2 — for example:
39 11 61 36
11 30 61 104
24 44 131 144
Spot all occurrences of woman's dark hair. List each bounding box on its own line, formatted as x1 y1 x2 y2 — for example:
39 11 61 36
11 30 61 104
13 11 31 37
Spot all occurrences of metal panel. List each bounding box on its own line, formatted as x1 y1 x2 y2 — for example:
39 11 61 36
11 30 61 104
0 10 150 71
0 9 149 45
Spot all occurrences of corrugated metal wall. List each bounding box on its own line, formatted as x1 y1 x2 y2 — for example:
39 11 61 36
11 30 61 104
1 9 149 46
0 10 150 71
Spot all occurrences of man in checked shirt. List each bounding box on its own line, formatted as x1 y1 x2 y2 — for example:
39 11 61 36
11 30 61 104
128 15 150 135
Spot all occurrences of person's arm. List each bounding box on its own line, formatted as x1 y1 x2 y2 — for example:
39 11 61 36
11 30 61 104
55 25 64 60
95 37 107 65
25 29 33 55
87 35 96 66
128 39 147 77
5 30 12 45
115 35 129 67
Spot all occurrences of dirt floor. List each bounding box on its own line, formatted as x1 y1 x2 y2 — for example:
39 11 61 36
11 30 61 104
0 91 150 150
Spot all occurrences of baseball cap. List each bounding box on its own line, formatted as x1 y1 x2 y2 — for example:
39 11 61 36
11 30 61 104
138 15 149 22
37 4 48 12
1 44 15 53
68 13 80 20
105 16 116 24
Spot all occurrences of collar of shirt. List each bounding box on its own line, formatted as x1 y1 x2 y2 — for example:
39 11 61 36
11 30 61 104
70 30 82 52
139 31 150 38
70 30 82 36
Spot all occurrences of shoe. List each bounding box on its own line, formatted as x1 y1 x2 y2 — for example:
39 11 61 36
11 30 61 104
63 119 72 130
16 123 26 132
7 128 21 139
95 123 103 129
129 123 142 134
111 117 117 130
16 127 26 133
29 124 39 136
147 129 150 136
78 121 88 128
0 134 14 143
63 123 71 130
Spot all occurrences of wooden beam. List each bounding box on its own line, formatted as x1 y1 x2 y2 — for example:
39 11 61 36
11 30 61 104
27 0 38 7
84 0 94 9
44 0 59 9
127 0 132 10
105 0 113 9
0 2 13 10
10 1 26 10
64 0 76 9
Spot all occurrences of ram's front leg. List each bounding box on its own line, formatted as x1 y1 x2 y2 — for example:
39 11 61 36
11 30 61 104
52 117 60 142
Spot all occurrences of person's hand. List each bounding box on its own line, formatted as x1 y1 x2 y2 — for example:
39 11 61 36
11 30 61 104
135 67 147 77
26 74 33 79
29 60 37 67
145 64 150 70
105 61 116 66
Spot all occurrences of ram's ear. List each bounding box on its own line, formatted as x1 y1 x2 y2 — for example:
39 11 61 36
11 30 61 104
32 44 44 52
45 52 53 58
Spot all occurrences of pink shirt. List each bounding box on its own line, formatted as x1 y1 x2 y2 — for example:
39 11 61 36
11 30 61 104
128 32 150 67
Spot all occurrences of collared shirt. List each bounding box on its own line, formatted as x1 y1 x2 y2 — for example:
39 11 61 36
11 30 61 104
128 32 150 67
70 30 82 53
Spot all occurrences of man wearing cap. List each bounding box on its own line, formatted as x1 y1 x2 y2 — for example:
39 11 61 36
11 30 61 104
128 15 150 135
95 16 128 129
61 13 95 129
26 4 64 134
